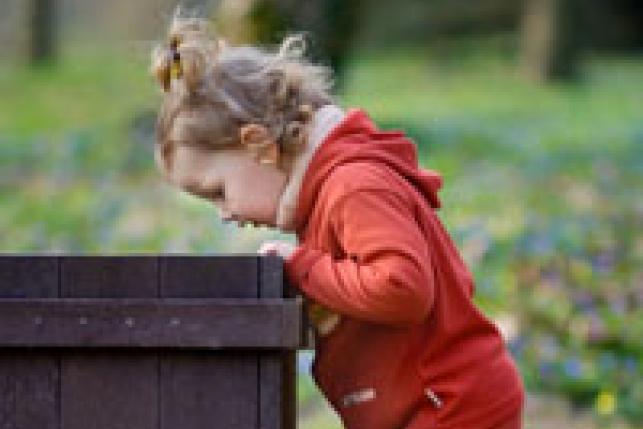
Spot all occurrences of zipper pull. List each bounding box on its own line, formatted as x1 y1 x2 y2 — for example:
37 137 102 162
424 387 443 408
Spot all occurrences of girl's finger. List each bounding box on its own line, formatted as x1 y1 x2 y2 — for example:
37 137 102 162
258 242 277 255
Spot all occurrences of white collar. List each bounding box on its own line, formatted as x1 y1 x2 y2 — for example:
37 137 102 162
275 104 346 232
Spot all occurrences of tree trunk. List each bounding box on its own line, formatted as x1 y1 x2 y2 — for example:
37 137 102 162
30 0 56 65
520 0 583 82
255 0 363 92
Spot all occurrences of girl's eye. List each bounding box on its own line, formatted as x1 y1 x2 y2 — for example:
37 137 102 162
209 186 225 200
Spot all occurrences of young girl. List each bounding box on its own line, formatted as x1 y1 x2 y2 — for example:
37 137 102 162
151 13 525 429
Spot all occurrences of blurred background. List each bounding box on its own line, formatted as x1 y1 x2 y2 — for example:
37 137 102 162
0 0 641 427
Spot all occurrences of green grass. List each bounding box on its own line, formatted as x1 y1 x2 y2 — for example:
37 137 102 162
0 43 157 137
341 42 643 148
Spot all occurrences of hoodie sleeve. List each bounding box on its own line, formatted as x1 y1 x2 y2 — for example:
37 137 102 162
284 188 435 326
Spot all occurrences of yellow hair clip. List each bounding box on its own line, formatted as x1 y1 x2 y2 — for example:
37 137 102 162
169 38 183 80
170 58 182 79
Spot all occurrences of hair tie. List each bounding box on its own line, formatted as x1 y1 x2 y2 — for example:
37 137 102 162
169 36 183 80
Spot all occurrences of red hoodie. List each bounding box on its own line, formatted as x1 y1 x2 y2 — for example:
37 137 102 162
284 108 525 429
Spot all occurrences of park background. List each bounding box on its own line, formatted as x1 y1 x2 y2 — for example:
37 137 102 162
0 0 641 427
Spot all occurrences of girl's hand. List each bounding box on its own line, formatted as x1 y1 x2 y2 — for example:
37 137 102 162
258 240 297 260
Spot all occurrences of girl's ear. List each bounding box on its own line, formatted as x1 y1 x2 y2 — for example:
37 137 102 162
239 123 280 165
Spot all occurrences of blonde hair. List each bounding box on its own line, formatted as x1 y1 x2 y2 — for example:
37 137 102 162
151 9 336 174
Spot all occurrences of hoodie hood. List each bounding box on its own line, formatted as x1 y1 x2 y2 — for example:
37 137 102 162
276 104 348 231
293 108 443 233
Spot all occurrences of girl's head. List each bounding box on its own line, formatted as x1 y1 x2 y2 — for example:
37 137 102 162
151 11 335 227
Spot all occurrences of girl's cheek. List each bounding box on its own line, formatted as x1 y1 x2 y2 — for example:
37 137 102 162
225 164 286 222
240 187 281 223
239 198 276 222
224 197 243 217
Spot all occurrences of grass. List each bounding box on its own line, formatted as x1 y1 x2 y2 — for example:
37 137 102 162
341 40 643 144
0 43 157 137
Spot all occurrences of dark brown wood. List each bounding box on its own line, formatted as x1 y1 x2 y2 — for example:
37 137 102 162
259 255 313 350
0 298 302 349
0 255 303 429
0 255 58 298
60 256 159 429
160 352 258 428
159 255 260 429
0 256 58 429
0 351 59 429
60 256 158 298
160 255 258 298
259 255 298 429
60 350 158 429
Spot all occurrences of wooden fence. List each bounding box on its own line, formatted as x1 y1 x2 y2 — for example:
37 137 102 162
0 255 309 429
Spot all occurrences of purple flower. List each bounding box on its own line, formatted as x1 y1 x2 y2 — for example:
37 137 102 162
508 335 526 357
539 361 555 379
623 357 638 374
563 357 584 379
542 268 563 287
538 335 560 360
591 250 616 274
608 295 627 315
588 314 607 342
573 290 595 312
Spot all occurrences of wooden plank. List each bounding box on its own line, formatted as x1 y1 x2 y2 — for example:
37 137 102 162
0 351 59 429
258 257 286 429
160 352 258 429
260 255 311 348
259 256 298 429
60 256 158 298
0 255 305 429
282 351 297 429
0 255 58 298
160 255 258 298
160 256 259 429
0 256 58 429
0 298 302 349
259 255 288 298
60 256 158 429
60 350 158 429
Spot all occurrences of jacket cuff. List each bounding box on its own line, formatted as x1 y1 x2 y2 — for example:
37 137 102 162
284 245 323 292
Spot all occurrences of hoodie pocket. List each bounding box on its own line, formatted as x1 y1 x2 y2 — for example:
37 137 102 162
397 366 442 429
332 358 438 429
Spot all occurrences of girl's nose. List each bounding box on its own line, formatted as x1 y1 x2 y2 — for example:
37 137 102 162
218 206 233 221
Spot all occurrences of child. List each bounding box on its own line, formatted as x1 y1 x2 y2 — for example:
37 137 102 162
151 12 525 429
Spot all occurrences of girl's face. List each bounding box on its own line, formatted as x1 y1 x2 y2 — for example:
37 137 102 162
168 144 288 228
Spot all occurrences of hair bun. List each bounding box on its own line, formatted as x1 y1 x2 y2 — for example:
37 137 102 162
151 10 225 94
175 41 207 92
